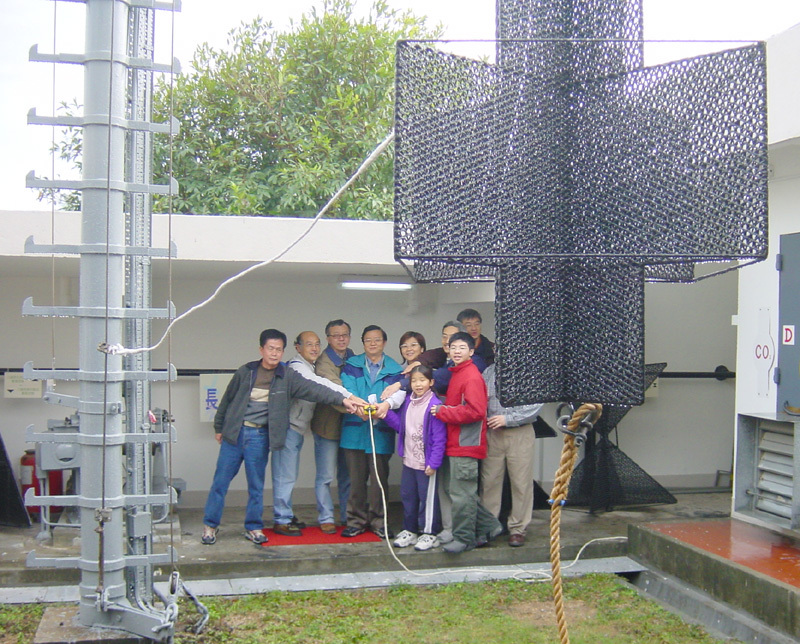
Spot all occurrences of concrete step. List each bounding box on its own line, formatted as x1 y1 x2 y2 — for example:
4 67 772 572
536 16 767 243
628 518 800 641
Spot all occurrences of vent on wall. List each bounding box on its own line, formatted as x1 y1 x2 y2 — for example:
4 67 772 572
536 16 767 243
755 420 795 520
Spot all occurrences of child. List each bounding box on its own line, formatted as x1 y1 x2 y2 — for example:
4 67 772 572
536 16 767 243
431 332 502 553
384 365 447 551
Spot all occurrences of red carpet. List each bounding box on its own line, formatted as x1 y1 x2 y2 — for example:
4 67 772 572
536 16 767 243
260 525 382 547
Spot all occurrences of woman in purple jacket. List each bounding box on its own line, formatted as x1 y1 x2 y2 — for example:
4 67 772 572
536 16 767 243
384 365 447 551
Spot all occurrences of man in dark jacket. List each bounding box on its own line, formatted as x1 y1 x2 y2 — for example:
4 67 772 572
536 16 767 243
201 329 361 545
457 308 495 366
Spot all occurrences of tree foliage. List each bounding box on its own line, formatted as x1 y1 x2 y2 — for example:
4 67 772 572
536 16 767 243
152 0 440 218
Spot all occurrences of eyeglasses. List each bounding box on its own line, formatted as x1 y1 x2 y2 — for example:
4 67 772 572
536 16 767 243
327 333 350 340
363 338 384 345
400 343 421 350
302 342 321 348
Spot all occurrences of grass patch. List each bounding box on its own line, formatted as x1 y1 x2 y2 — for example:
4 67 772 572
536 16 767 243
0 603 44 644
0 575 731 643
173 573 731 644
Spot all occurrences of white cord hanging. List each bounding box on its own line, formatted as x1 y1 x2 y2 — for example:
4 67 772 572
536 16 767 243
364 405 626 581
101 130 395 357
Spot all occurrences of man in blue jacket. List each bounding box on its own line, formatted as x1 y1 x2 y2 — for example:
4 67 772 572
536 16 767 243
340 325 406 538
202 328 361 545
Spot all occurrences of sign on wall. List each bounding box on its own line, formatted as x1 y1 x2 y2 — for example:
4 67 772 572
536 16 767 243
4 372 42 399
199 373 233 423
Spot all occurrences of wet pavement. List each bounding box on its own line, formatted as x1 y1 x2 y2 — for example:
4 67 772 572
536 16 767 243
0 490 732 592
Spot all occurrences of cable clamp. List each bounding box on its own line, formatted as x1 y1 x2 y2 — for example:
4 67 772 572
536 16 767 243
94 507 112 524
98 342 125 355
556 402 597 447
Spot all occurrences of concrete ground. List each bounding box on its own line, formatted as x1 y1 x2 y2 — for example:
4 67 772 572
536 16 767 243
0 490 731 593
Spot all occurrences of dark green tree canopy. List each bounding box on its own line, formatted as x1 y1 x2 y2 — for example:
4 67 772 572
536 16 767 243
153 0 440 219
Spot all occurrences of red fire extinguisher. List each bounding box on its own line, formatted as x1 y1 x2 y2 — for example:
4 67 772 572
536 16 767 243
20 449 64 515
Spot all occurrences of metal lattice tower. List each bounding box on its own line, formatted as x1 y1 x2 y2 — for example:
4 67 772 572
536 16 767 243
23 0 183 639
394 0 768 406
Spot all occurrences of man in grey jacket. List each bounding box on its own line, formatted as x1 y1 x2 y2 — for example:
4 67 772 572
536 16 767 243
271 330 353 536
201 328 360 545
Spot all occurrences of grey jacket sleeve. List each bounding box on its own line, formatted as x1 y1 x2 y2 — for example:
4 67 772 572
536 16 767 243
287 369 348 407
288 358 351 397
213 368 244 434
502 403 544 428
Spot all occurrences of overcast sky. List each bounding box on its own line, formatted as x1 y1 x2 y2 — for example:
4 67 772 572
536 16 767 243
2 0 799 211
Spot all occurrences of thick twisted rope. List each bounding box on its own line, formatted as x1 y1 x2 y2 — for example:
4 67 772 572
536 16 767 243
549 402 603 644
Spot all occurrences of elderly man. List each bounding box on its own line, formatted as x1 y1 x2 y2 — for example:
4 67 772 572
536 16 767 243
340 325 406 538
311 319 356 530
202 329 361 545
480 362 543 547
271 330 359 536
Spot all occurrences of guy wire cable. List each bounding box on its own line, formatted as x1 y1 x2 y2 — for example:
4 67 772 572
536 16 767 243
95 0 120 597
160 7 207 633
166 0 177 579
49 0 58 379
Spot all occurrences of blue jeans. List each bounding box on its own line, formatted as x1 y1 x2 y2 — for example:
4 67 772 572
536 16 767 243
271 428 304 524
313 434 351 524
337 445 350 524
203 425 269 531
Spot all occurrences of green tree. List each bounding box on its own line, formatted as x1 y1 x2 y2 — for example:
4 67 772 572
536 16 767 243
152 0 440 218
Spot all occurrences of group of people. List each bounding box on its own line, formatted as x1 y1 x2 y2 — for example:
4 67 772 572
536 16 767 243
201 308 542 554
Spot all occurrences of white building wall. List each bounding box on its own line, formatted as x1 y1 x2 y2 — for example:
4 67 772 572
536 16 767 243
1 240 740 508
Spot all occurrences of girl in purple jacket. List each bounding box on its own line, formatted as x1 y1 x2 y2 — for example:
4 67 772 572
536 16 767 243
384 365 447 551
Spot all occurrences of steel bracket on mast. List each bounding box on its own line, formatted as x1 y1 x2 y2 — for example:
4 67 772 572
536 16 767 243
25 235 178 258
24 362 178 382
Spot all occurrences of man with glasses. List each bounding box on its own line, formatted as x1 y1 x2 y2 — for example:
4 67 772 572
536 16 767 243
272 331 360 536
340 325 406 538
201 328 360 546
311 320 357 530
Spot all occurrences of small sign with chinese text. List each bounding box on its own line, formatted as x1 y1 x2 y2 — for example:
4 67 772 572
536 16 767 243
199 373 233 423
4 372 42 398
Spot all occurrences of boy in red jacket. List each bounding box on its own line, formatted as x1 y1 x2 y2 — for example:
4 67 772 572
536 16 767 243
431 332 503 552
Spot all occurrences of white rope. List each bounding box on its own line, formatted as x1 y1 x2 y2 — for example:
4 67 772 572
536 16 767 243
365 407 625 580
102 130 395 357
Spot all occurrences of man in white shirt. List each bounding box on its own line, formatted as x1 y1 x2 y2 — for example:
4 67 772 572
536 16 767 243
271 331 358 536
480 362 543 547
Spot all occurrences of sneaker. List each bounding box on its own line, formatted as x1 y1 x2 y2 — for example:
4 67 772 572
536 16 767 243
488 523 504 540
437 529 454 544
414 533 440 551
273 522 302 537
442 539 471 553
201 525 218 545
341 525 366 538
477 523 504 547
372 526 394 540
245 529 268 544
392 530 418 548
